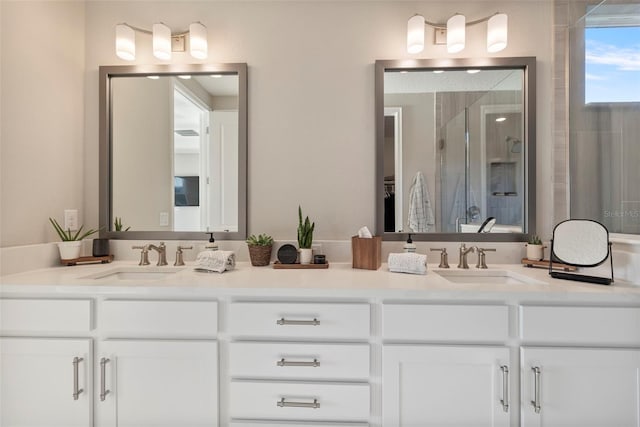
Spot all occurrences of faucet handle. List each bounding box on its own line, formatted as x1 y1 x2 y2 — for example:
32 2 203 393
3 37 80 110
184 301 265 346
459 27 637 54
430 248 450 268
475 248 496 269
174 246 193 266
132 245 150 265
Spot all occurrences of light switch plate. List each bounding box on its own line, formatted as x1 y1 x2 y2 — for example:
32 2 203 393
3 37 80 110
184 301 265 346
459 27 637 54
64 209 78 231
159 212 169 227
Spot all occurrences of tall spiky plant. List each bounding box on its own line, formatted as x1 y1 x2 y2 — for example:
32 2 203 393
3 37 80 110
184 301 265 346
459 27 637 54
49 218 101 241
297 206 315 249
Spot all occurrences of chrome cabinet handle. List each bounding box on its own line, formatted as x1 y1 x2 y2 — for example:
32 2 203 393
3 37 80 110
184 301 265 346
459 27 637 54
72 357 84 400
276 318 320 326
277 358 320 367
277 398 320 409
500 365 509 412
531 366 541 413
100 357 110 401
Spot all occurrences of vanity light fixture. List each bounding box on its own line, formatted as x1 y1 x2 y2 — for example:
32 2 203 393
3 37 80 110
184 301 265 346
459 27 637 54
406 12 508 54
467 69 481 74
115 22 208 61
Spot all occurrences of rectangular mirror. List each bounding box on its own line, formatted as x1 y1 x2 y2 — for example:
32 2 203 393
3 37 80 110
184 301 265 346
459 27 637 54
376 57 536 241
99 63 247 240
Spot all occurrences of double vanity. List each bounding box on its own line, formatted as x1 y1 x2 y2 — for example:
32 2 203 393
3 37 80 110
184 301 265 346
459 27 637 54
2 260 639 427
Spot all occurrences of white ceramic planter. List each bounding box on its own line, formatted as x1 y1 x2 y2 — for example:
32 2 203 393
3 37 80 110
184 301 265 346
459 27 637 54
57 241 82 260
299 248 313 265
526 244 545 261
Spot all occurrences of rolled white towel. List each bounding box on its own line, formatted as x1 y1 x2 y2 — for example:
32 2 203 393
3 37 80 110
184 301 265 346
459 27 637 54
388 252 427 275
194 250 236 273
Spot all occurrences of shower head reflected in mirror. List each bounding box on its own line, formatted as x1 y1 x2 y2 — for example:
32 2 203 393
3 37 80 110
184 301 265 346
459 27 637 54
506 136 522 153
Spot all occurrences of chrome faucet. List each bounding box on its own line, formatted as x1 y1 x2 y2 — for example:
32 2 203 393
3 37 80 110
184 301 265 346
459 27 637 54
147 242 168 266
475 247 497 269
457 243 475 269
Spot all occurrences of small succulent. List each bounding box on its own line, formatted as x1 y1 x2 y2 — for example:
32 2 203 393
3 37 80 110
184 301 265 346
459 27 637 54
246 233 274 247
49 217 101 241
528 234 542 245
297 206 315 249
114 217 130 232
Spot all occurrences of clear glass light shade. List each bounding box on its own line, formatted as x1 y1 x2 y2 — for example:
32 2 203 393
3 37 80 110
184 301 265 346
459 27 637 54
447 14 466 53
153 23 172 60
115 24 135 61
189 22 208 59
487 13 508 53
407 15 425 54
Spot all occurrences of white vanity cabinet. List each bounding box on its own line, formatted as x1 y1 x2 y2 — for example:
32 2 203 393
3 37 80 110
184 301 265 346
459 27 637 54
228 301 371 425
0 298 94 427
0 337 93 427
382 304 512 427
95 299 219 427
520 305 640 427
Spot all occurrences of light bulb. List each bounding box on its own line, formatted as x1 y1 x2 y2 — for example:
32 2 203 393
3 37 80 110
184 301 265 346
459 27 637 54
153 23 172 60
407 15 425 54
115 24 135 61
190 22 208 59
487 13 508 53
447 14 465 53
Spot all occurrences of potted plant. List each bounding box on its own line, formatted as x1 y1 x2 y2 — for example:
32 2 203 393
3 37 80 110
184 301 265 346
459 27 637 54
114 217 130 231
246 233 274 266
49 217 101 260
526 234 545 261
297 206 315 264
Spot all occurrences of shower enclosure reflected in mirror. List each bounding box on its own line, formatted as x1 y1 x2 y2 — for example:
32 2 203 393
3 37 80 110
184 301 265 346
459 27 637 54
376 57 536 241
99 63 247 240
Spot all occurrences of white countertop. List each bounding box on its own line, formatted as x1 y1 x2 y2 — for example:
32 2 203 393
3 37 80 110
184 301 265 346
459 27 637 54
1 261 639 302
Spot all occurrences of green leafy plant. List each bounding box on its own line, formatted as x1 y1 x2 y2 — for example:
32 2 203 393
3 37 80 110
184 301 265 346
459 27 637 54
114 217 130 232
528 234 542 245
246 233 274 247
297 206 315 249
49 217 101 241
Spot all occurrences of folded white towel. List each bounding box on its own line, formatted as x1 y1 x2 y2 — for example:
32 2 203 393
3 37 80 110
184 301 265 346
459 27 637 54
194 250 236 273
387 252 427 275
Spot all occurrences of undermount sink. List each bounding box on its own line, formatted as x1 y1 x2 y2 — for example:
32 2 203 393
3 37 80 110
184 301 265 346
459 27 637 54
81 267 185 281
434 269 545 285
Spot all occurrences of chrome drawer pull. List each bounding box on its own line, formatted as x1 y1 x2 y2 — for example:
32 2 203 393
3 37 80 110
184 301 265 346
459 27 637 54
277 358 320 367
277 397 320 409
531 366 541 414
500 365 509 412
72 357 84 400
276 318 320 326
100 357 111 401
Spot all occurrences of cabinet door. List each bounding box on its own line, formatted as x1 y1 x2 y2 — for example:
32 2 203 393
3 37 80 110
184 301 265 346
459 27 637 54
522 347 640 427
383 345 510 427
0 337 92 427
96 340 218 427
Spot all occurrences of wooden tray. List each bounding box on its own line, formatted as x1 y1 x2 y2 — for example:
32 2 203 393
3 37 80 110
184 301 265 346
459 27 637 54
61 255 114 266
273 261 329 269
521 258 577 272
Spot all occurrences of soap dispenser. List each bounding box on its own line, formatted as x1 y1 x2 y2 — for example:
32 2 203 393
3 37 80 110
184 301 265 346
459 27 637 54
404 234 417 253
205 232 218 251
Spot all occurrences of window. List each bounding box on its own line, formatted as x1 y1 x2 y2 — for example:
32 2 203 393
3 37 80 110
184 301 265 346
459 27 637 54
584 4 640 104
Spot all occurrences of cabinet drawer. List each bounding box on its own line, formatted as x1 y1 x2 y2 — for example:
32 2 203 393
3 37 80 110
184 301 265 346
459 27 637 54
229 381 370 422
383 304 509 342
228 303 370 339
101 300 217 337
0 298 92 333
520 305 640 345
229 342 370 380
